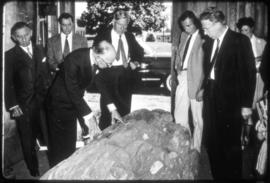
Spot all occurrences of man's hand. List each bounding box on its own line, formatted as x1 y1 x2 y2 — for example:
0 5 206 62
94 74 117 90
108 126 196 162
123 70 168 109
129 61 140 70
111 110 124 125
241 107 252 120
195 89 204 101
11 106 23 118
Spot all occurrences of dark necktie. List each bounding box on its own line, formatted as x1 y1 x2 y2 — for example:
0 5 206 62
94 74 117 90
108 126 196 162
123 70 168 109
116 35 128 67
63 35 70 58
209 39 220 76
180 34 192 69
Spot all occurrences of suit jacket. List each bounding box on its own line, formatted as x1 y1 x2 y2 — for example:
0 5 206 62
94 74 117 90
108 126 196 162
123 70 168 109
94 26 144 63
173 31 205 99
94 67 129 115
48 48 95 117
5 44 48 110
47 33 88 71
204 29 256 117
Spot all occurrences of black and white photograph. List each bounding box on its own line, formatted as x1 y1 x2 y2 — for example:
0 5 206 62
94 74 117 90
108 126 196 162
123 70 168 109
1 0 268 181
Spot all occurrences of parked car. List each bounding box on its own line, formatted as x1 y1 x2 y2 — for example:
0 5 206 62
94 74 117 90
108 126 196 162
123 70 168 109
86 36 172 93
138 41 172 92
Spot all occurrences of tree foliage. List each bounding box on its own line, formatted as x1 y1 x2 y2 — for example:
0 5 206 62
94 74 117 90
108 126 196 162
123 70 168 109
77 0 167 35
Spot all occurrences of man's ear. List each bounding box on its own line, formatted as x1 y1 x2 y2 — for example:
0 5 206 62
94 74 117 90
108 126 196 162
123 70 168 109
11 35 17 44
29 29 33 37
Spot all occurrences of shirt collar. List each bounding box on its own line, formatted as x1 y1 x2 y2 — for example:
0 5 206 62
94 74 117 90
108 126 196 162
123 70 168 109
250 34 256 41
190 29 199 39
112 28 123 38
20 42 32 52
61 32 73 39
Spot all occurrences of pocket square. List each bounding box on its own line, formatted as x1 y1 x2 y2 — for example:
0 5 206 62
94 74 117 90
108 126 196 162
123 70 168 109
42 57 46 63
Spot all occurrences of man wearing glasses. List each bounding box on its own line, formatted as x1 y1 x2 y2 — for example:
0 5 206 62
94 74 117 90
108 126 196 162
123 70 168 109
93 9 144 130
200 7 256 179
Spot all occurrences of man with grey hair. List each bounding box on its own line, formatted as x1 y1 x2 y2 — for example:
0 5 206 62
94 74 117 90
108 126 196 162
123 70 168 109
200 7 256 179
93 9 144 130
5 22 49 176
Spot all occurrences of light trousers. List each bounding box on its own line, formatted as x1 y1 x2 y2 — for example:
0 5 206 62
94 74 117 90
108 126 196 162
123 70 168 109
174 71 203 152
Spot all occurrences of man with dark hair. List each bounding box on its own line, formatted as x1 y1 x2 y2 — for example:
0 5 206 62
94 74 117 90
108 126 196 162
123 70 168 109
200 7 256 179
93 9 144 130
172 10 205 153
46 39 123 167
5 22 49 176
47 12 89 139
47 12 88 72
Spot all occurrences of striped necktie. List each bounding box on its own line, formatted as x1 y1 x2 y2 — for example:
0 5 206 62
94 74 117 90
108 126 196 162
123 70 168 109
63 35 70 58
116 35 128 67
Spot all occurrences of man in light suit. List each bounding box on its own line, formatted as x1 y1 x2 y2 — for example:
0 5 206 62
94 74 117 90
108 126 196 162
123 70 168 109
47 12 88 72
93 9 144 130
5 22 49 176
200 7 256 179
172 11 205 153
47 12 89 138
46 39 123 167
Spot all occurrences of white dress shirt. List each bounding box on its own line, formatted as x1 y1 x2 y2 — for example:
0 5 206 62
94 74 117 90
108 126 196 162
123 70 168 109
182 30 199 69
210 26 228 80
20 42 33 58
111 29 129 66
61 32 73 53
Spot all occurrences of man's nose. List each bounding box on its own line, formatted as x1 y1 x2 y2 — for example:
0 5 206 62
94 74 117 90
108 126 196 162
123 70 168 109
22 36 27 41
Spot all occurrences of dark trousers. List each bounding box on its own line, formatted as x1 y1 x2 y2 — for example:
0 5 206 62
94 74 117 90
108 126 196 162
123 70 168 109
99 66 133 130
203 79 243 180
46 108 77 167
15 101 40 175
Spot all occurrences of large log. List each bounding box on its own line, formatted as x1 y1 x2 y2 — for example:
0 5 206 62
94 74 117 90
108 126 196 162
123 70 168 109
41 109 199 180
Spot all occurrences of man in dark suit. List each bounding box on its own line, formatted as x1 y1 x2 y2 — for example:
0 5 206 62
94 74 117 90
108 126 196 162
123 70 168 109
46 12 89 139
5 22 49 176
46 39 123 167
94 9 144 130
200 7 256 179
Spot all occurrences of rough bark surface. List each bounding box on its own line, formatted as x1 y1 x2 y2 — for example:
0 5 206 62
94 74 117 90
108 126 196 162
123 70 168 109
41 109 199 180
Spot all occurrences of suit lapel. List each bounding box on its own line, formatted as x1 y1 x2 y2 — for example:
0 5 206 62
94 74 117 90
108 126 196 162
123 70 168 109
72 34 77 51
176 33 188 70
215 29 231 69
55 35 62 58
15 45 32 62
